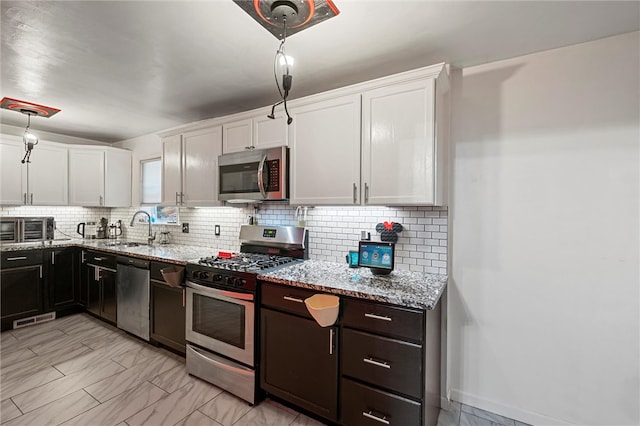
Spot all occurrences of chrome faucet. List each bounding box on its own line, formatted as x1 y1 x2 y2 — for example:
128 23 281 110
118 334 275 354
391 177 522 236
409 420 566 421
130 210 156 244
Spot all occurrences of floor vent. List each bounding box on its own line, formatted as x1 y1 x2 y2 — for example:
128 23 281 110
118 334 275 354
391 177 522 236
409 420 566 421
13 312 56 329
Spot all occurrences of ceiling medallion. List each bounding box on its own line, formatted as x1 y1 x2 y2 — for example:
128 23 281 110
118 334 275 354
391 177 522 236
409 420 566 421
233 0 340 39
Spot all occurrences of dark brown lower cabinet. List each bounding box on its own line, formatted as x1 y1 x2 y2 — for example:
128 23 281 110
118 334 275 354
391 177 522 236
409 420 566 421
1 250 44 330
149 261 185 354
46 247 79 311
341 378 422 426
260 307 338 422
85 251 117 324
150 280 186 354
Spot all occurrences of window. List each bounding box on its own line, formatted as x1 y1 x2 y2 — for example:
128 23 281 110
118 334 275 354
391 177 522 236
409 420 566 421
141 158 161 204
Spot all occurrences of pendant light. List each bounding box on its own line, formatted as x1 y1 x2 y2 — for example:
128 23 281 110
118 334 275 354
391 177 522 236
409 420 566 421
20 110 40 163
268 13 294 125
233 1 340 125
0 97 61 163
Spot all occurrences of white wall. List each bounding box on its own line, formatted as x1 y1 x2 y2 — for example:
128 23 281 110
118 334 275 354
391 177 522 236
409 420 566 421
449 31 639 426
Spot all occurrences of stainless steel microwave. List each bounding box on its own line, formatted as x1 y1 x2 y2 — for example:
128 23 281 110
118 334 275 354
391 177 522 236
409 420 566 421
0 217 55 243
218 146 289 203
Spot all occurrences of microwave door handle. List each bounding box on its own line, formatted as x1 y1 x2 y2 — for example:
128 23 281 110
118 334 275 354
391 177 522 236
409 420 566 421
257 154 268 198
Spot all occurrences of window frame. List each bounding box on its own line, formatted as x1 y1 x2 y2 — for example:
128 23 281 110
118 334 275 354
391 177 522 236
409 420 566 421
140 157 162 206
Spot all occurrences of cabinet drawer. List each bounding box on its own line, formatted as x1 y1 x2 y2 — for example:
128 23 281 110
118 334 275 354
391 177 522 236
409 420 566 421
342 299 423 342
260 282 316 319
341 378 421 426
342 328 422 399
85 251 116 269
1 250 42 268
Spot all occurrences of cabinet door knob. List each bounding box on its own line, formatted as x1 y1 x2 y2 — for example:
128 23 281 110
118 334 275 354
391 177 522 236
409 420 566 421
353 183 358 204
30 193 34 205
364 183 369 204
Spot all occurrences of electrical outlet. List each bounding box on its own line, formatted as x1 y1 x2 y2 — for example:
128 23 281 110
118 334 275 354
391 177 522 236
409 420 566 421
182 223 189 233
214 225 220 236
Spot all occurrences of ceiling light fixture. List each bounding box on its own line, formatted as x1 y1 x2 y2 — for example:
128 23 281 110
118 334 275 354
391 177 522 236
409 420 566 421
268 8 294 125
233 0 340 126
21 110 39 163
0 97 61 164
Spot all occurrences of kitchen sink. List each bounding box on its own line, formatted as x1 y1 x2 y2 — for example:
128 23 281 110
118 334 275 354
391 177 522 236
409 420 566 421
99 241 147 248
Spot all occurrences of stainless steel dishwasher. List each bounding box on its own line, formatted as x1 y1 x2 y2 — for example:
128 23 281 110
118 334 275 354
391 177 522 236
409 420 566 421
116 256 150 341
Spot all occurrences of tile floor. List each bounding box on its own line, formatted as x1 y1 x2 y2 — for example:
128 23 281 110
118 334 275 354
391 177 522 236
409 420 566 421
0 313 527 426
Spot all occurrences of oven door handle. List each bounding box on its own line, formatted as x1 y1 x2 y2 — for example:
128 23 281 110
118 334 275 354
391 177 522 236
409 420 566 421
186 280 254 302
257 153 268 198
188 344 253 376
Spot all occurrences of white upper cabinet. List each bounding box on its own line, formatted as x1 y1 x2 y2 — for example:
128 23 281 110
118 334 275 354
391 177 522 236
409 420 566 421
289 94 361 205
222 118 252 153
69 146 131 207
28 142 69 206
289 63 449 206
162 134 182 205
161 125 222 207
0 136 68 206
362 79 438 205
0 137 27 205
253 112 288 150
182 126 222 206
104 148 132 207
222 109 287 154
69 148 105 206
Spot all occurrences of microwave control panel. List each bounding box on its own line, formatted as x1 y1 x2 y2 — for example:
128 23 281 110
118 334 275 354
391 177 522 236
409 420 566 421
266 160 280 192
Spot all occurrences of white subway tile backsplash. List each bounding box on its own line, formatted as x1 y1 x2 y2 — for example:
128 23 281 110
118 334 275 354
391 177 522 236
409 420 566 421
1 204 448 274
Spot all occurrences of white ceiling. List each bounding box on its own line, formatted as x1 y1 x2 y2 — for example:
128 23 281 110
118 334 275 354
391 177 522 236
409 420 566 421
1 0 638 143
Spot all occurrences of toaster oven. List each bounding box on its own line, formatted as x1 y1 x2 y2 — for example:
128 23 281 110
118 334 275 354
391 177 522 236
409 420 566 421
0 217 55 243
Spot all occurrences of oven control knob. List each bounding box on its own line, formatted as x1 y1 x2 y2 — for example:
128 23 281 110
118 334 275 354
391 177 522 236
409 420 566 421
237 279 246 287
192 271 201 279
212 274 222 282
225 276 237 286
201 272 209 280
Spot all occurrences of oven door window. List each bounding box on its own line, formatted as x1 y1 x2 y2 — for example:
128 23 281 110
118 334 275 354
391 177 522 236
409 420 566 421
0 221 17 242
22 220 44 241
219 162 260 195
192 293 245 349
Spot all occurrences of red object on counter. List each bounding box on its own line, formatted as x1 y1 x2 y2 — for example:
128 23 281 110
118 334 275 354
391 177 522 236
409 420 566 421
218 251 233 259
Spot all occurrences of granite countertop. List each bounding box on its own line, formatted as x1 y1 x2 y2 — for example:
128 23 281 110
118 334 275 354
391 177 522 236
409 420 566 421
0 239 213 265
258 259 447 310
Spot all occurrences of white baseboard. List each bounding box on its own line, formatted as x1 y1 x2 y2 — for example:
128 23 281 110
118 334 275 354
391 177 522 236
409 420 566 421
449 389 576 426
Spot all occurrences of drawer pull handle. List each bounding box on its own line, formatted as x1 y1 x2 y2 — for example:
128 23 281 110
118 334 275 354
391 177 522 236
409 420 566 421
94 257 105 261
363 357 391 369
283 296 304 303
365 313 392 322
362 411 390 425
6 256 27 261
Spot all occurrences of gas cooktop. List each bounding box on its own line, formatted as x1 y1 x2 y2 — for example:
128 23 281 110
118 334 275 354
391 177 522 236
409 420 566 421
194 253 299 273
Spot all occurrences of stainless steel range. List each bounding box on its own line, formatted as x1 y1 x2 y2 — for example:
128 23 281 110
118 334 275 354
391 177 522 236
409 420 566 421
185 225 307 405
